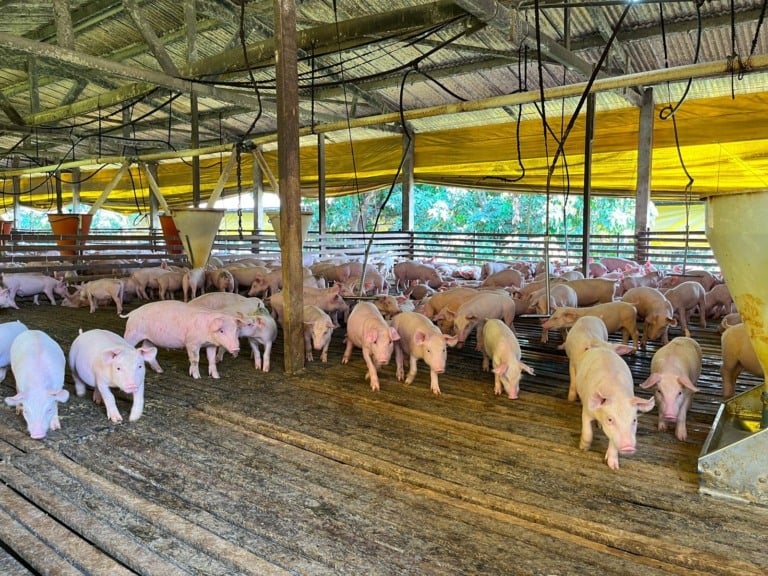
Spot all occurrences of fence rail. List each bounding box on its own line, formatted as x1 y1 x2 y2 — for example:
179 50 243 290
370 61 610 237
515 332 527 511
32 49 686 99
0 227 719 278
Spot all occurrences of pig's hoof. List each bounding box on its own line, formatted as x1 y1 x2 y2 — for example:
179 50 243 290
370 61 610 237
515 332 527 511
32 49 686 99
109 414 123 423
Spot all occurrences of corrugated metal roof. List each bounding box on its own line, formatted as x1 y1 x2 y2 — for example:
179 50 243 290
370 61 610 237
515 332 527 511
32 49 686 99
0 0 766 205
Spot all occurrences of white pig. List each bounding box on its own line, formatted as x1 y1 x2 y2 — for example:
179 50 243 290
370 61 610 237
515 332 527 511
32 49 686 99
68 329 157 423
5 330 69 439
1 273 69 307
0 287 15 309
444 291 516 350
80 278 125 314
481 318 535 399
342 301 400 392
182 267 207 302
574 347 655 469
122 300 243 379
720 323 763 398
541 301 640 351
562 316 634 402
303 305 335 363
0 320 28 382
640 337 701 441
391 311 458 395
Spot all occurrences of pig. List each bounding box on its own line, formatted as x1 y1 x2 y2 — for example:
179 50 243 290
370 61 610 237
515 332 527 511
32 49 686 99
131 266 172 300
558 270 584 281
660 269 720 291
720 323 763 398
532 283 579 343
342 302 400 392
563 278 617 306
303 305 335 363
617 269 663 297
247 268 283 298
718 312 742 333
444 291 516 350
1 272 69 307
157 270 185 300
481 318 535 399
541 301 640 351
562 316 634 402
405 284 436 300
269 285 349 326
189 293 275 372
390 311 458 395
0 287 14 308
122 300 243 379
224 265 271 293
68 329 157 423
585 261 608 278
393 261 443 292
480 268 525 290
598 257 639 272
621 287 676 350
4 330 69 439
574 346 655 469
182 267 207 301
421 287 479 320
0 320 28 382
206 268 235 293
79 278 125 314
373 295 402 320
703 283 733 319
663 280 707 337
640 337 701 441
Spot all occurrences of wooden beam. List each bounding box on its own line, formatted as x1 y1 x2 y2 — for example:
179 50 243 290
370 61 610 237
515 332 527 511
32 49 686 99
205 146 238 207
123 0 180 76
139 161 171 213
87 161 131 215
52 0 75 50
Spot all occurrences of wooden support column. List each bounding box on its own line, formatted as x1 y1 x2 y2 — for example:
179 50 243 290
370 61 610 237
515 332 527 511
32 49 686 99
274 0 304 374
191 94 201 207
317 133 327 250
55 172 64 214
12 157 21 222
71 168 81 213
252 155 263 232
634 87 654 264
581 93 596 275
147 162 160 230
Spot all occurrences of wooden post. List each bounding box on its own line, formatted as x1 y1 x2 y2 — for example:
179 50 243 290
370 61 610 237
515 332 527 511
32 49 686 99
274 0 304 374
581 93 596 275
317 133 326 252
635 87 654 264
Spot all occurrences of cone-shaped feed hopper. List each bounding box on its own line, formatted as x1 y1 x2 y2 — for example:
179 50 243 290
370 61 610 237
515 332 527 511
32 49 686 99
171 208 224 269
699 191 768 504
265 210 314 248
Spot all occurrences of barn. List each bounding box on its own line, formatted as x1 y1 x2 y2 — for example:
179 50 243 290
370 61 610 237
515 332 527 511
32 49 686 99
0 1 768 574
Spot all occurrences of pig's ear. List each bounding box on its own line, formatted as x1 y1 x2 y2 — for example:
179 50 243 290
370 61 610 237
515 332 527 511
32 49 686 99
388 327 401 341
588 393 609 411
611 343 634 356
640 373 662 389
102 348 124 364
632 395 655 413
519 361 535 376
4 393 25 406
50 389 70 403
677 375 700 392
413 331 427 345
444 334 459 347
139 344 158 362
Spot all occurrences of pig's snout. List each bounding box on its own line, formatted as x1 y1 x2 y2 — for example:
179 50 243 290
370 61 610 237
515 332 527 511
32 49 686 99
29 428 47 440
619 444 636 454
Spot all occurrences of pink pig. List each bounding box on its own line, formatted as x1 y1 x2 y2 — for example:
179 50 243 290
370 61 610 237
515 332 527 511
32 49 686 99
0 320 28 382
640 336 701 441
621 287 675 350
444 291 516 350
541 301 639 351
481 319 535 399
1 272 69 307
391 311 458 395
574 347 655 469
123 300 242 379
720 323 763 398
5 330 69 439
663 281 707 337
69 329 157 423
303 305 336 363
342 302 400 391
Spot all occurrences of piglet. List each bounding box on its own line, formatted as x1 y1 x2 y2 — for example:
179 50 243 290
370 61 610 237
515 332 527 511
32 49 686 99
342 302 400 391
0 320 28 382
391 311 458 395
574 347 655 469
640 336 701 441
303 305 335 363
481 318 534 399
5 330 69 439
69 329 157 423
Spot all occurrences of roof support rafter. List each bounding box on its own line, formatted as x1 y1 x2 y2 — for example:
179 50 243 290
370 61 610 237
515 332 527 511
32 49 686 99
123 0 180 76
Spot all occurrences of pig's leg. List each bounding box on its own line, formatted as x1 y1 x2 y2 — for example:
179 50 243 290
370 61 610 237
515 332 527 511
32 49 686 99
341 338 354 365
45 289 58 305
567 364 579 402
540 326 549 343
481 351 490 372
261 340 272 373
112 294 122 315
394 343 405 381
675 397 692 441
129 388 144 422
579 411 594 451
720 361 740 398
0 367 7 382
205 345 220 379
320 340 330 363
304 330 314 362
494 373 503 396
361 348 380 391
428 369 441 395
250 340 263 371
95 380 122 423
185 345 202 379
605 443 621 470
405 354 418 386
72 373 87 397
88 294 97 313
50 407 61 431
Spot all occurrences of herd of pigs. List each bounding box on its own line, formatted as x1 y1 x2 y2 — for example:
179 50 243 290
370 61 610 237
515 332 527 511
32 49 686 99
0 252 760 470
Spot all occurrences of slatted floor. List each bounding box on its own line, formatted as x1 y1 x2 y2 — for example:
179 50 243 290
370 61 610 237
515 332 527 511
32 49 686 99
0 300 766 575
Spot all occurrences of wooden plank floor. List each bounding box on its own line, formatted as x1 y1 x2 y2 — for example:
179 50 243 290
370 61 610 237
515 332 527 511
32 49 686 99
0 300 766 575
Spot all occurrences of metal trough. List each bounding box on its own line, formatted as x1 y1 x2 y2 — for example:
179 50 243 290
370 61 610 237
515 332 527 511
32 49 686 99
699 191 768 505
265 209 314 248
171 208 224 269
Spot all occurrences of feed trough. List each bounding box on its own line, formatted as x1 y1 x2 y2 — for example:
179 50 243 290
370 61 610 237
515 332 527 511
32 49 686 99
265 209 314 248
699 190 768 505
170 208 224 268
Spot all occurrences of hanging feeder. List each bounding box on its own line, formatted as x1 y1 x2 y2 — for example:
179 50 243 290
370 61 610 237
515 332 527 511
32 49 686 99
699 190 768 505
47 213 93 256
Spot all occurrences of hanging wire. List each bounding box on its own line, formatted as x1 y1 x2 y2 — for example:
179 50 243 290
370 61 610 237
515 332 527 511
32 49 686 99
747 0 768 69
236 145 244 240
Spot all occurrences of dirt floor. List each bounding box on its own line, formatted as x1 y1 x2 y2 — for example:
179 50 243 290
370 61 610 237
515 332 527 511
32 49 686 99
0 297 766 575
